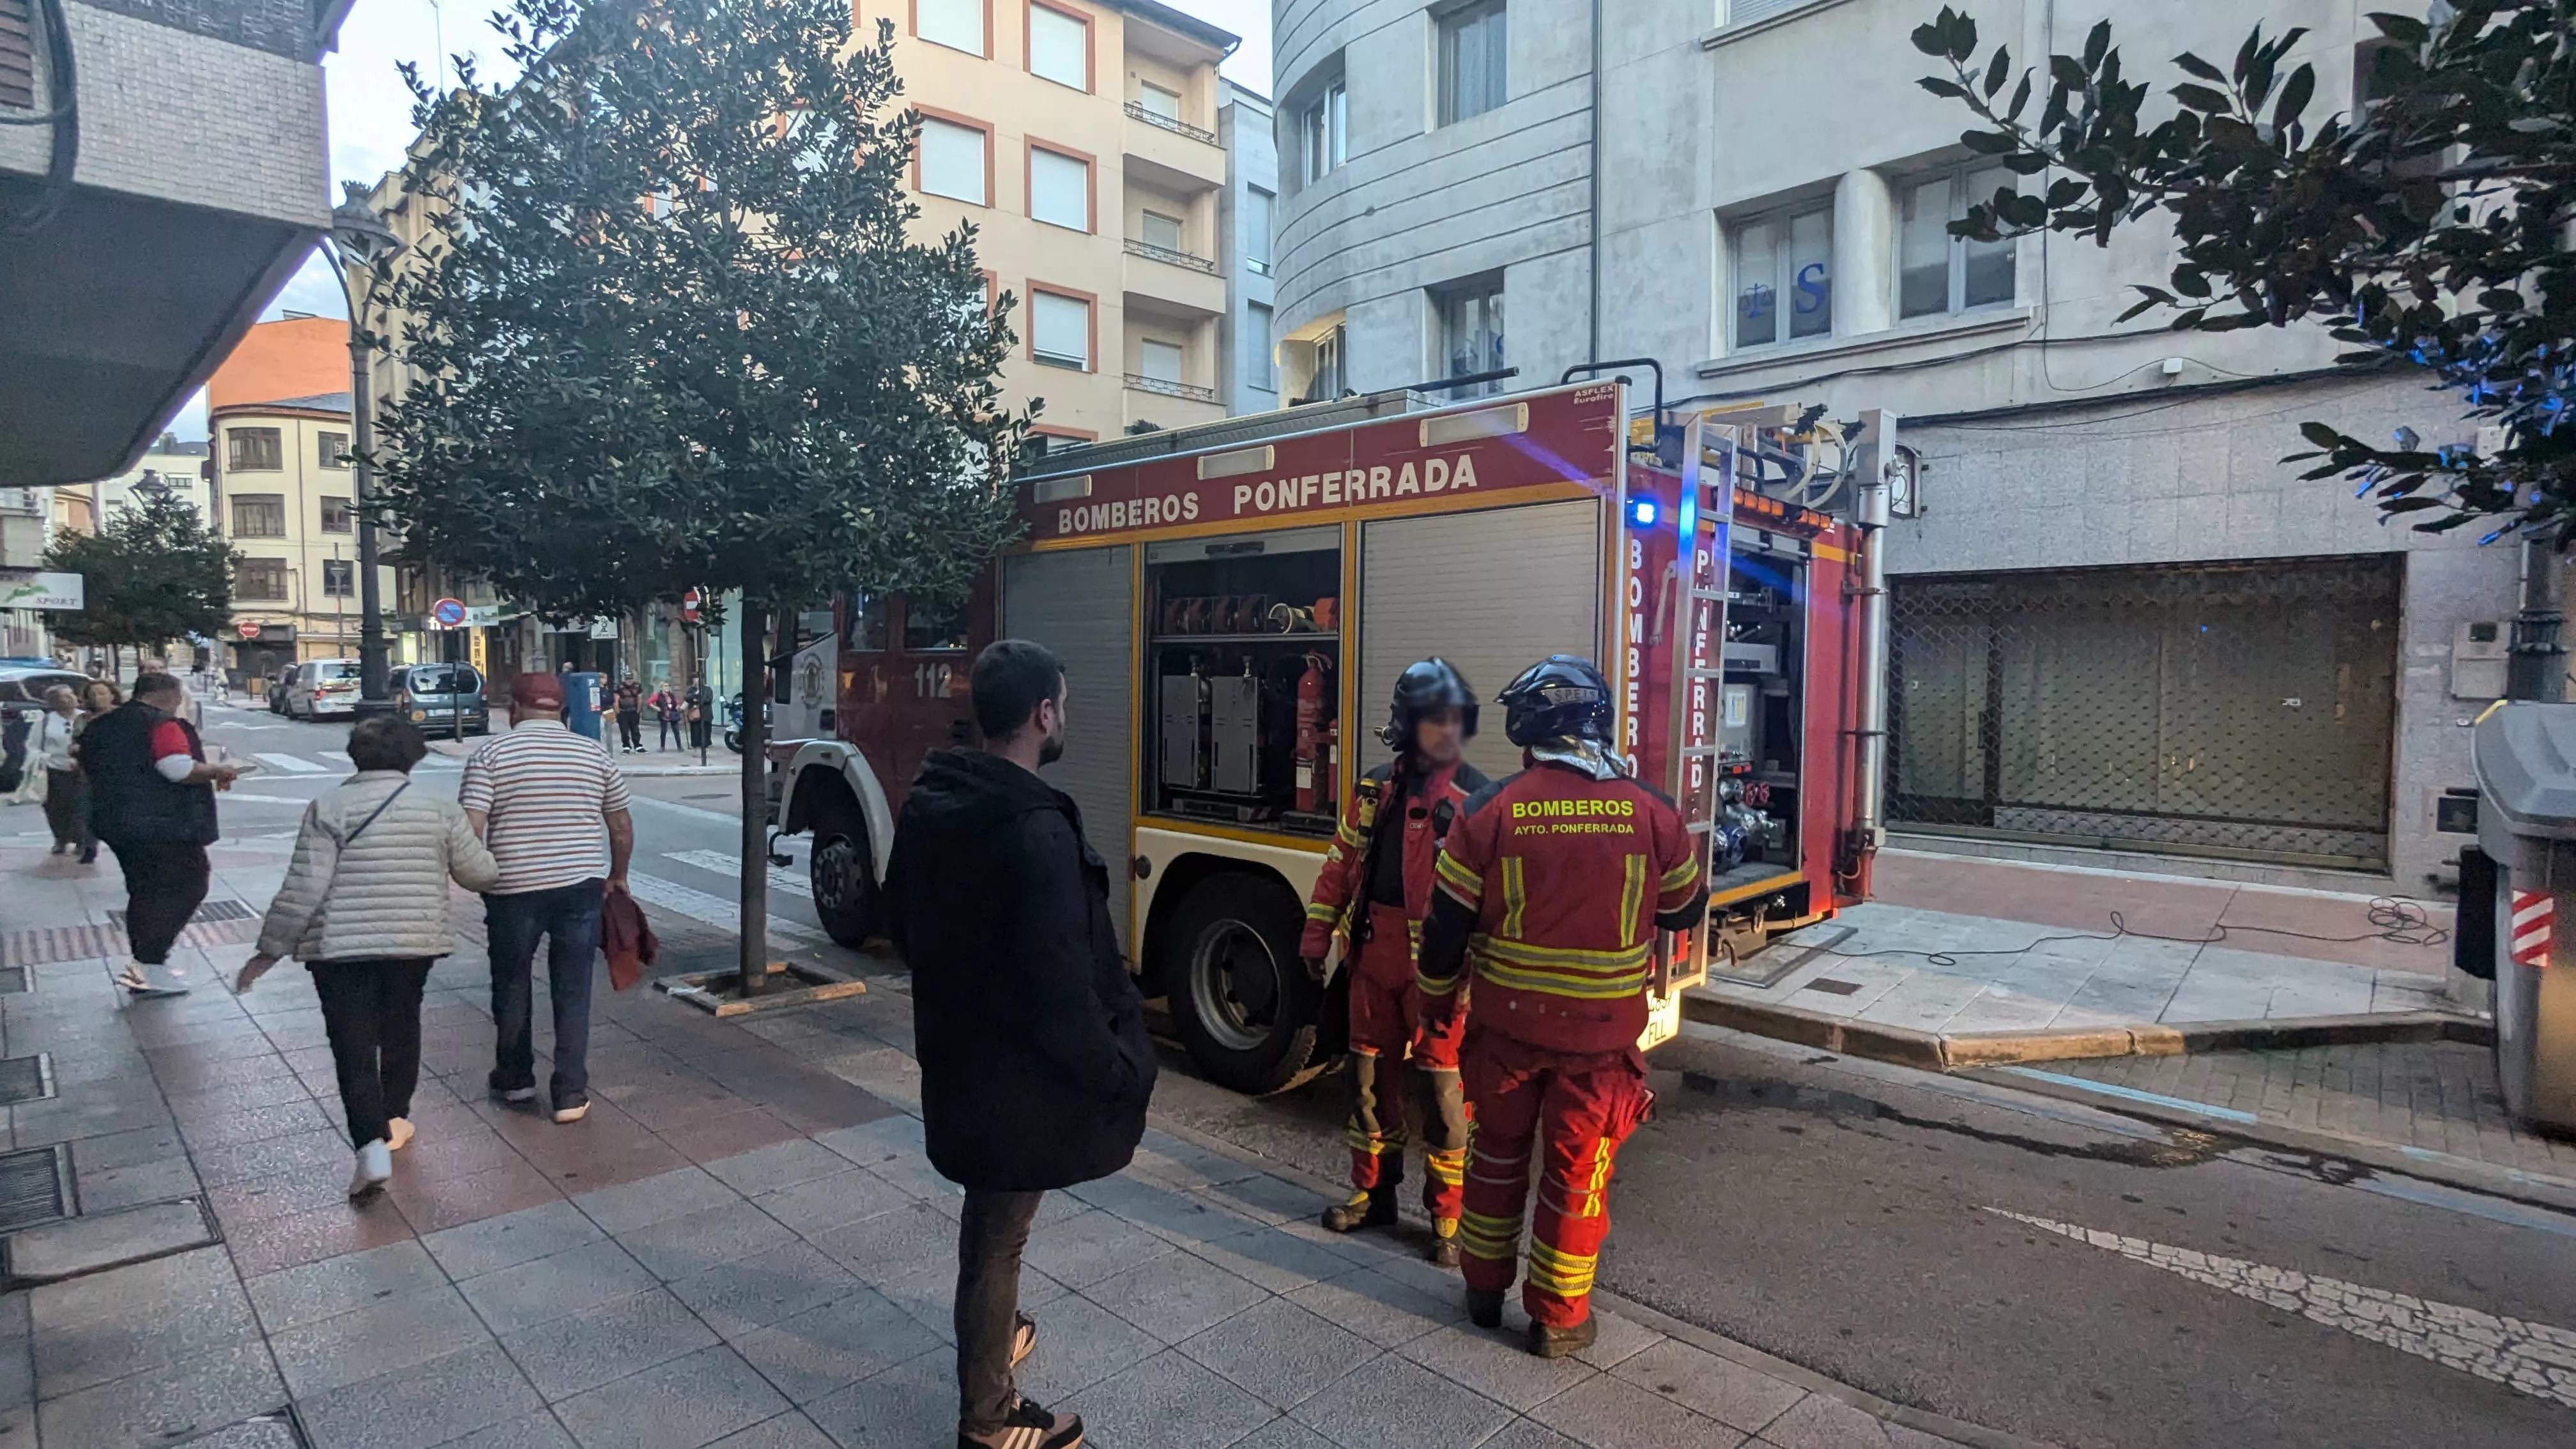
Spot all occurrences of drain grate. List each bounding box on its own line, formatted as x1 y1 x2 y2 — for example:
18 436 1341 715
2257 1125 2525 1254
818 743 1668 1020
0 1055 50 1106
108 898 254 929
1802 977 1864 997
0 966 25 995
0 1146 72 1232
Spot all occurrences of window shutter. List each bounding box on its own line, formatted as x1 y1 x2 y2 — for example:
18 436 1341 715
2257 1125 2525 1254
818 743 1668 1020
1032 293 1089 366
919 119 986 203
917 0 984 54
1029 6 1086 89
1030 149 1087 231
0 0 35 112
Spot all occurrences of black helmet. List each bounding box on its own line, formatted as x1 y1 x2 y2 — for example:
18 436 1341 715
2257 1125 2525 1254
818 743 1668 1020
1499 654 1614 748
1379 658 1478 749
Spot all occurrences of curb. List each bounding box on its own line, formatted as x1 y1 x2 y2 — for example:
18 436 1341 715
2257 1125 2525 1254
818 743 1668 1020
1681 993 2492 1070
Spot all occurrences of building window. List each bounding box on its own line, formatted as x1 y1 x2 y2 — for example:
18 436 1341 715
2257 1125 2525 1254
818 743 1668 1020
319 496 353 533
236 558 289 601
318 431 350 469
1300 79 1347 185
1140 338 1183 385
1436 276 1506 395
227 427 282 472
1141 210 1183 252
1027 2 1087 89
1721 0 1809 23
1899 165 2015 321
1246 303 1275 390
230 494 287 539
918 116 989 204
1245 188 1273 275
905 597 970 651
1031 289 1091 369
916 0 984 56
1731 204 1832 348
1303 325 1347 402
321 559 355 597
1138 82 1181 122
1029 146 1090 231
1438 1 1508 125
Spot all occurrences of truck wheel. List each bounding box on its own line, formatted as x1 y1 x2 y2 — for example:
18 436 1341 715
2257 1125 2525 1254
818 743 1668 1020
809 802 878 949
1166 873 1324 1094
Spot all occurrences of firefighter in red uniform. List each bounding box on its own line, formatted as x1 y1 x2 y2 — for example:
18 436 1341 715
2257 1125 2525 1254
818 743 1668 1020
1300 660 1491 1264
1418 654 1708 1357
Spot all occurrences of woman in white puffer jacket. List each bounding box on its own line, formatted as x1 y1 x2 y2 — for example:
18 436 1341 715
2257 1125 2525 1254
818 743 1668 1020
241 716 499 1199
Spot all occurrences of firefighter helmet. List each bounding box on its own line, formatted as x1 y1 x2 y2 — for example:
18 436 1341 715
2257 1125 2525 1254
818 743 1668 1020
1379 657 1479 749
1499 654 1614 748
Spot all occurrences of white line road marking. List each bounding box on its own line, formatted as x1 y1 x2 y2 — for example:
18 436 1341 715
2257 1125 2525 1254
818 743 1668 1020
623 871 820 944
223 794 326 807
1988 1208 2576 1407
628 797 738 827
205 723 288 731
252 753 330 774
662 848 811 898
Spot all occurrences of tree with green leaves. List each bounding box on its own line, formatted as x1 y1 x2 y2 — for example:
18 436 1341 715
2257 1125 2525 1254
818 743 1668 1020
37 491 237 664
1912 2 2573 543
372 0 1029 992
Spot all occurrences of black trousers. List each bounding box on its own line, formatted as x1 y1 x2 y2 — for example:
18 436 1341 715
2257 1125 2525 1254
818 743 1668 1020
309 958 434 1147
42 768 91 852
104 839 210 965
615 709 641 749
657 714 683 749
956 1188 1045 1432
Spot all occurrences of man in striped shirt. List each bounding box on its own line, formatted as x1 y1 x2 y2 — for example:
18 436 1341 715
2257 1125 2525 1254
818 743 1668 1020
460 673 634 1124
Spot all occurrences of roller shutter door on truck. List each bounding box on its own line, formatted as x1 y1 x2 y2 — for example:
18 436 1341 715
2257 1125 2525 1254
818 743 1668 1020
1358 498 1604 783
1000 546 1137 951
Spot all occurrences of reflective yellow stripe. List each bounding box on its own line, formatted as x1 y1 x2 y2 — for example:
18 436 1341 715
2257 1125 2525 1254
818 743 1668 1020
1337 819 1367 849
1499 856 1526 938
1423 1147 1467 1186
1477 961 1650 999
1577 1139 1614 1216
1526 1239 1598 1296
1414 970 1459 997
1458 1211 1521 1262
1618 854 1646 942
1480 937 1653 970
1434 848 1482 898
1305 901 1339 924
1659 854 1700 891
1346 1124 1406 1154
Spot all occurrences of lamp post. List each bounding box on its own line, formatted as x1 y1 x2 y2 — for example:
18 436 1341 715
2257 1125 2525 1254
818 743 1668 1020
328 183 402 720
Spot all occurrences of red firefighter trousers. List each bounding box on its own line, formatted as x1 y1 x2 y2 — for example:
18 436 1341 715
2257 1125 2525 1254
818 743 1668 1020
1346 905 1472 1221
1455 1031 1652 1329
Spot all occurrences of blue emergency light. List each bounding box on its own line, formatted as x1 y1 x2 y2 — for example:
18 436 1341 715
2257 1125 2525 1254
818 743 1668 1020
1627 496 1659 530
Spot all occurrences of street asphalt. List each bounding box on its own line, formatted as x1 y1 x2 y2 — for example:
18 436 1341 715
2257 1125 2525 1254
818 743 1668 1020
177 702 2576 1449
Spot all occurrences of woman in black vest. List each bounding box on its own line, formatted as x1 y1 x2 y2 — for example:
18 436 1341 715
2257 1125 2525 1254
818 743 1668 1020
83 674 239 997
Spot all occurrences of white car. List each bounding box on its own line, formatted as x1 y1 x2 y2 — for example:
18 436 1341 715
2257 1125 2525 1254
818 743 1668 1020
284 659 363 719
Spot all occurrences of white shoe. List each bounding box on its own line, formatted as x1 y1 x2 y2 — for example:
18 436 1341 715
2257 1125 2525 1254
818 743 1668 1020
349 1140 392 1199
385 1117 415 1152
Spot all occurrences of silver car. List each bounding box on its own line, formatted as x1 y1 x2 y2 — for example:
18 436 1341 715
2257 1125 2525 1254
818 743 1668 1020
285 659 364 719
399 663 488 737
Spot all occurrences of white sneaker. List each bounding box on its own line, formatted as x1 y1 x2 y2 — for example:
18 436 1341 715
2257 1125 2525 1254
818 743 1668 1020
385 1117 415 1152
348 1139 392 1199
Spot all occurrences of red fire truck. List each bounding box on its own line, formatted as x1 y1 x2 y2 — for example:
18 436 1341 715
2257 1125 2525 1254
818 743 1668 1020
769 379 1888 1092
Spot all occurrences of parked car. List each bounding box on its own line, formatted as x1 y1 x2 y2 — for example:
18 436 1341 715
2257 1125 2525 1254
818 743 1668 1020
284 659 363 719
265 666 292 713
0 666 92 708
397 663 487 737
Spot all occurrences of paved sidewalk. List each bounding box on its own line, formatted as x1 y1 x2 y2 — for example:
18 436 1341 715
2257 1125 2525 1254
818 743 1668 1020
0 832 2007 1449
1703 850 2460 1039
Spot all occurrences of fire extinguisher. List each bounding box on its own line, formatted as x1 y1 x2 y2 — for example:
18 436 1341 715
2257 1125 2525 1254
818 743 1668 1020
1294 652 1332 813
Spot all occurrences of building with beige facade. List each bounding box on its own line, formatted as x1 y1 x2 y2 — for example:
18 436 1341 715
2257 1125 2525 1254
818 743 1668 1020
861 0 1241 450
206 391 396 680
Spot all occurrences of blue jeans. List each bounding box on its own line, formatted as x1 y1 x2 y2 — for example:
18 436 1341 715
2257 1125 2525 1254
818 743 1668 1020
484 879 604 1103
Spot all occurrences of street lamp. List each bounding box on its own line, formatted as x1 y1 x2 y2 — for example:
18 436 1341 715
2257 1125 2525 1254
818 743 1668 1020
328 181 402 720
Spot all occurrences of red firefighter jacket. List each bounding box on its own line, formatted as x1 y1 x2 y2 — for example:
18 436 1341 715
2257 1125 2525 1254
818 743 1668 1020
1417 760 1706 1055
1300 758 1488 969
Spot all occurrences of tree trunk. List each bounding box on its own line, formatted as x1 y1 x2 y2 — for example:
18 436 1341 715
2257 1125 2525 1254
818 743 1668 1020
737 599 770 997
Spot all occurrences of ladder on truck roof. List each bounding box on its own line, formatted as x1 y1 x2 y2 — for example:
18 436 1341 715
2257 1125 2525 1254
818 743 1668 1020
1662 414 1736 990
1015 389 1438 484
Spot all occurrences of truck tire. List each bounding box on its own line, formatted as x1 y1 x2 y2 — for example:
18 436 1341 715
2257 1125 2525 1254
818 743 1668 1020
808 797 878 949
1165 872 1326 1094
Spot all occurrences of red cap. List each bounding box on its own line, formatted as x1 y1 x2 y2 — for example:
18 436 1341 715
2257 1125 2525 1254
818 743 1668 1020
510 673 565 710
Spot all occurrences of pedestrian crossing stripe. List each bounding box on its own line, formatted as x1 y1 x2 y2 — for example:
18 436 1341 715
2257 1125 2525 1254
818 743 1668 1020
619 872 821 944
661 849 812 898
252 753 329 774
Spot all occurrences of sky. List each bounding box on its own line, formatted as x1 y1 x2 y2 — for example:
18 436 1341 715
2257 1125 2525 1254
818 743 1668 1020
171 0 1273 439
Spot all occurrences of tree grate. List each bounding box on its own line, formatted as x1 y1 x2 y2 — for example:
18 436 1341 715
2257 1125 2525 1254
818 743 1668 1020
0 967 25 994
0 1055 50 1106
0 1147 70 1232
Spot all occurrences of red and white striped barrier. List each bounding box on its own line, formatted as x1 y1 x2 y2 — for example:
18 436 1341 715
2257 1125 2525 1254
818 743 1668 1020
2510 889 2554 968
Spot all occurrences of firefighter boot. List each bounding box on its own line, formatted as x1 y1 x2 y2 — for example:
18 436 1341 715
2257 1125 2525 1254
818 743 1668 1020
1428 1218 1461 1269
1322 1182 1400 1233
1464 1289 1505 1330
1528 1315 1598 1360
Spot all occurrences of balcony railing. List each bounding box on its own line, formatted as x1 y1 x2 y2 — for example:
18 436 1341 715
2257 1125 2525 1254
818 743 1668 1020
1124 373 1220 404
1124 101 1220 147
1123 237 1219 275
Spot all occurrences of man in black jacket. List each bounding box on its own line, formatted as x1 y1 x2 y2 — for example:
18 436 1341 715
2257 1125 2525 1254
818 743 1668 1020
886 639 1154 1449
84 674 238 997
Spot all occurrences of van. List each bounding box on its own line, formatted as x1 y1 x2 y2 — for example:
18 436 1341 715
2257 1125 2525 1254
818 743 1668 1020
398 663 487 737
284 659 362 719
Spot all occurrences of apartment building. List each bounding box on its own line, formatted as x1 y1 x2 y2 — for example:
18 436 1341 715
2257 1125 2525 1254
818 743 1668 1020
1 1 351 486
61 436 213 533
862 0 1239 447
1218 79 1279 414
1269 0 2509 893
207 392 395 680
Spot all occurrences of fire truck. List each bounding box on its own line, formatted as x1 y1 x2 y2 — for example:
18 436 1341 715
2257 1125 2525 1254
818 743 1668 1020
769 377 1891 1092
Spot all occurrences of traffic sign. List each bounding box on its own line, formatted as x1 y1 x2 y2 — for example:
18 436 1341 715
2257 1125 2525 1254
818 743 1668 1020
431 597 467 628
682 588 703 623
236 621 261 640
